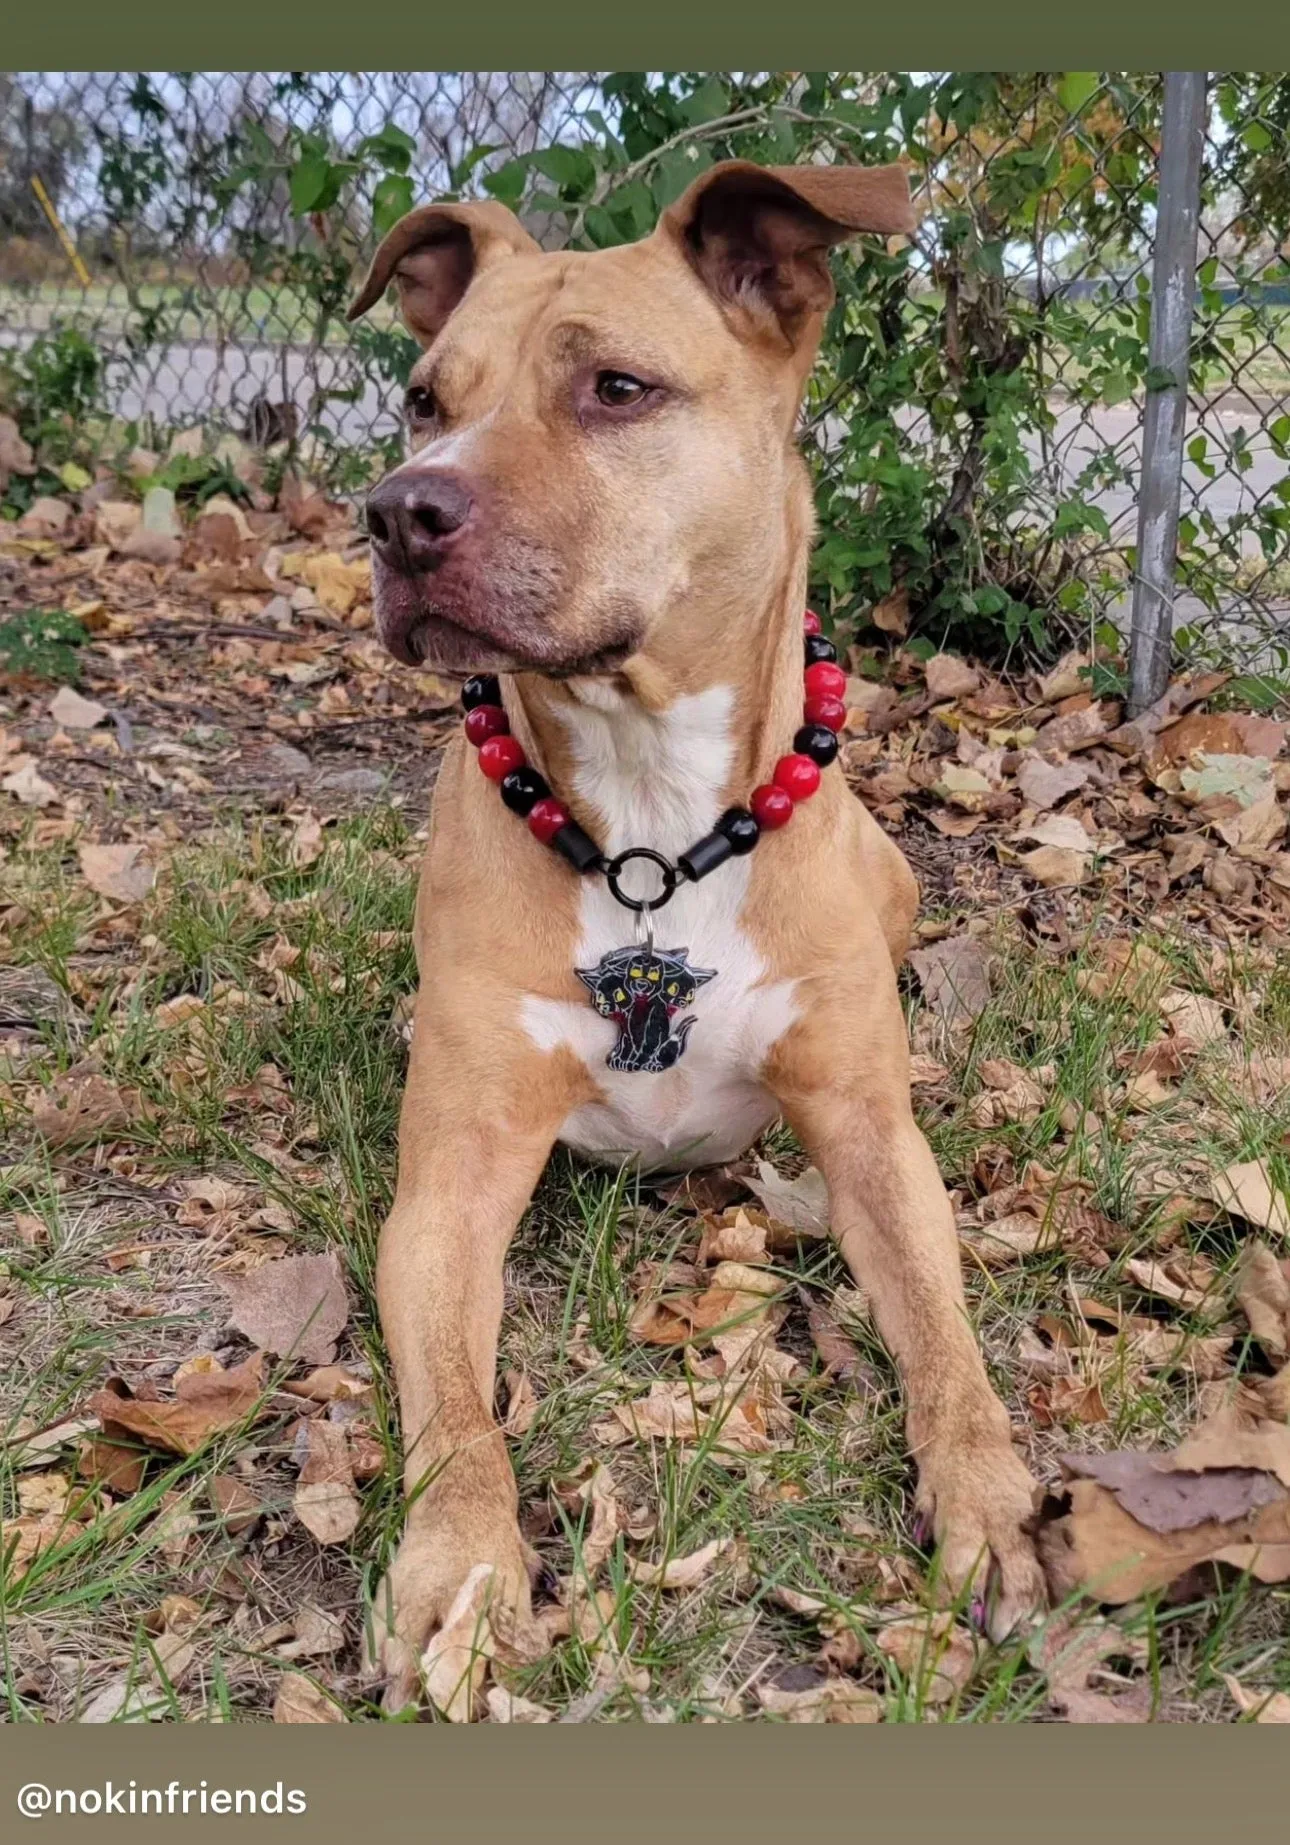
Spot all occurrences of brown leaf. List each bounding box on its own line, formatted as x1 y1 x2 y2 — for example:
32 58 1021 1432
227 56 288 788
630 1536 738 1589
1018 844 1091 888
1236 1244 1290 1357
78 842 155 904
2 758 58 807
959 1212 1057 1268
77 1436 147 1495
807 1300 865 1380
421 1563 500 1722
551 1460 621 1574
1223 1674 1290 1723
501 1370 540 1436
1210 1158 1290 1236
746 1160 829 1236
1152 709 1286 769
924 654 980 702
878 1612 976 1704
870 590 908 637
293 1479 360 1545
1016 753 1092 810
273 1673 347 1723
908 933 992 1026
696 1209 768 1266
49 685 108 729
222 1251 348 1365
209 1473 263 1534
32 1071 139 1149
93 1353 267 1456
1159 988 1227 1051
1039 1411 1290 1604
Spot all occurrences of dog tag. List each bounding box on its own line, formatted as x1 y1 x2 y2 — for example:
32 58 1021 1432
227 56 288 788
575 945 716 1073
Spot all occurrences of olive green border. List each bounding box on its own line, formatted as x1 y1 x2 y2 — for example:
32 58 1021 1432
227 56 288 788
5 0 1290 65
1 1726 1286 1841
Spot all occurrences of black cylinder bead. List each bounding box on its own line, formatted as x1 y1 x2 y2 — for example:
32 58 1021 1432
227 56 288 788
551 822 604 874
678 830 736 882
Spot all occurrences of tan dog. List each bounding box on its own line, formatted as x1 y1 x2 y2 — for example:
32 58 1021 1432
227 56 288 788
348 160 1045 1708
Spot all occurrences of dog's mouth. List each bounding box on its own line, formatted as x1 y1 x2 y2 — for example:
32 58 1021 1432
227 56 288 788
373 556 642 679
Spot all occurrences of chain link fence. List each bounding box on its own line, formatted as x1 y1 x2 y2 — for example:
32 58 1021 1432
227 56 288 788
1 71 1287 679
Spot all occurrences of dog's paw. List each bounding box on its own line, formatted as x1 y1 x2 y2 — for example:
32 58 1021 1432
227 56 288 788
914 1438 1046 1643
363 1519 542 1716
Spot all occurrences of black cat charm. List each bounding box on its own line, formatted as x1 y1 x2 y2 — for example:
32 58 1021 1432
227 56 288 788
575 946 717 1073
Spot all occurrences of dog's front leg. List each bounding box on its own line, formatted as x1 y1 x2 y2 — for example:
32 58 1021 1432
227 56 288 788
366 1005 580 1709
767 982 1046 1640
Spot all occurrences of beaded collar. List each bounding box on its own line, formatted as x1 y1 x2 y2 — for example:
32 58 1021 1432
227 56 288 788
459 609 845 1073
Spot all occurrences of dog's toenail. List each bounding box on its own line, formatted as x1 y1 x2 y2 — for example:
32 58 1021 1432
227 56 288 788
912 1512 931 1548
969 1594 988 1634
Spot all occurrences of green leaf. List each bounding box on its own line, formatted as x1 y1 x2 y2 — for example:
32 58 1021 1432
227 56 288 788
1242 122 1273 152
1057 72 1100 116
678 75 729 126
482 158 529 207
289 150 333 215
57 461 92 492
371 174 414 241
651 146 713 211
529 145 597 197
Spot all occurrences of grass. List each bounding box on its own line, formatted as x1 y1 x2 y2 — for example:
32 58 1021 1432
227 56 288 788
3 799 1289 1722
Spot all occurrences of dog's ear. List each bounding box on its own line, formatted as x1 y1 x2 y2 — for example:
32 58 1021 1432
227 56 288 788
347 202 539 346
658 160 915 349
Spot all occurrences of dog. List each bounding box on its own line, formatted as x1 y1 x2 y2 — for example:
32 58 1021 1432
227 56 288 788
348 159 1045 1708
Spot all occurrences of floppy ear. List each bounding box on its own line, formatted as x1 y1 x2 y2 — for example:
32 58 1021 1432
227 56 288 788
347 201 539 346
657 160 915 349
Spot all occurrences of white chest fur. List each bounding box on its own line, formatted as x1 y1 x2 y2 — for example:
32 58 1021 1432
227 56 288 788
520 684 797 1170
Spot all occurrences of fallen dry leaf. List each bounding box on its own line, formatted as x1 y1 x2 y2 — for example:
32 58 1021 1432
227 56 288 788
421 1564 500 1722
746 1160 829 1237
49 684 108 729
1236 1244 1290 1357
501 1370 540 1436
924 653 980 701
1038 1408 1290 1604
1223 1674 1290 1723
1210 1158 1290 1237
630 1536 737 1590
2 758 58 807
908 934 991 1026
78 842 155 904
877 1611 977 1705
273 1673 347 1723
92 1353 267 1457
222 1251 348 1365
293 1480 360 1546
32 1070 139 1149
1016 753 1092 810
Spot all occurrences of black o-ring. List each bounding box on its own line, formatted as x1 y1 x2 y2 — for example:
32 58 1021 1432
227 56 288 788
603 847 678 914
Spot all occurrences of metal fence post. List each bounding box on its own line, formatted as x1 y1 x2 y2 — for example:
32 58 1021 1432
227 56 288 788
1128 71 1208 715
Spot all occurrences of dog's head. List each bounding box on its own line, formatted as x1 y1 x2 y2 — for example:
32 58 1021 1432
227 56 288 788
349 161 914 675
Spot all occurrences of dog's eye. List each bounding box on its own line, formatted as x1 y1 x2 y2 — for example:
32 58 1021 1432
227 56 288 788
404 386 437 426
595 371 649 409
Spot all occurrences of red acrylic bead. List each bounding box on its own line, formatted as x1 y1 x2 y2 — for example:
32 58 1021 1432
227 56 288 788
750 784 794 830
478 735 526 781
802 608 822 635
773 753 821 801
463 703 509 747
804 660 847 701
527 797 570 844
804 694 847 732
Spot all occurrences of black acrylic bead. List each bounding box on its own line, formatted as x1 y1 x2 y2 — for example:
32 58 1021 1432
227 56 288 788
462 674 502 711
803 633 838 667
500 766 550 815
716 806 761 855
794 723 840 768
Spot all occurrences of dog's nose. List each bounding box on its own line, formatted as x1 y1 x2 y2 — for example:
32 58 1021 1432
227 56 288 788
365 470 474 573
